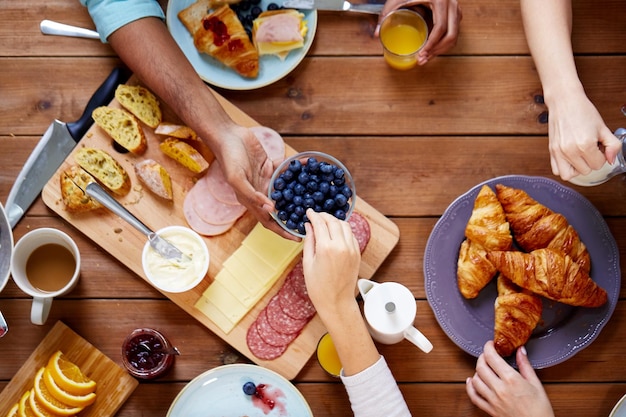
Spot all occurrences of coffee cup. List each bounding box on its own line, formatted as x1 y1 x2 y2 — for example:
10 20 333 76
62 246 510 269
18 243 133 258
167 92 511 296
358 279 433 353
11 228 81 325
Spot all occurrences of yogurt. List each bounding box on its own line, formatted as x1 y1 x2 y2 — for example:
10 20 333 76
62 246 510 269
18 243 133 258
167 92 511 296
142 226 209 293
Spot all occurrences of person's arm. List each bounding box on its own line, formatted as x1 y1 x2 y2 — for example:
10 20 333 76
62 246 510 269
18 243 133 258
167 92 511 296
302 210 411 417
375 0 462 65
466 341 555 417
81 0 294 239
521 0 620 180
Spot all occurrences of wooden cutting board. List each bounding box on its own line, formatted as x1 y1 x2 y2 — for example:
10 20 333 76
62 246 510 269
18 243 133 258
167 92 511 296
41 80 400 380
0 321 138 416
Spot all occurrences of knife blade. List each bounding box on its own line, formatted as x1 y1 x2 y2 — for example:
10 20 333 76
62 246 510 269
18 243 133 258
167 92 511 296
40 20 100 40
5 67 130 229
85 183 189 263
283 0 383 13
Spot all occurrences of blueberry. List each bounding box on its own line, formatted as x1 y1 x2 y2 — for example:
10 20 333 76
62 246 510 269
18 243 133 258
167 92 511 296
323 199 336 211
289 212 300 223
306 157 319 172
334 168 345 180
286 219 297 230
273 177 286 191
281 170 294 182
312 191 324 203
297 222 306 235
277 210 288 221
243 381 257 395
294 183 306 196
251 5 263 17
334 193 347 207
285 203 296 214
329 185 339 197
306 180 319 192
283 188 294 201
334 209 346 220
318 181 330 194
288 159 302 173
298 172 310 185
267 2 280 10
303 197 315 208
239 0 251 11
293 195 303 206
270 190 282 201
319 162 333 174
341 185 353 198
294 205 306 217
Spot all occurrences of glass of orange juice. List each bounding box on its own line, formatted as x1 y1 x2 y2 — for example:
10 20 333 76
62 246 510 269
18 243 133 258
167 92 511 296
316 333 342 377
379 9 429 70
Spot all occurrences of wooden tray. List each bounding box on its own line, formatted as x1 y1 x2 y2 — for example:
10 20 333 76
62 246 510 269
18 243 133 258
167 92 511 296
0 321 138 416
41 82 400 380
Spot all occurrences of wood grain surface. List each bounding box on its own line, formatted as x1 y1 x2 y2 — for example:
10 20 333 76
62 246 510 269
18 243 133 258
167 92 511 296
1 0 625 415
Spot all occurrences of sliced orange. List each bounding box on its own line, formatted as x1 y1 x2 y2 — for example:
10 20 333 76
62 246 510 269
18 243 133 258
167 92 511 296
17 390 37 417
5 402 19 417
32 367 82 416
42 367 95 408
26 390 57 417
45 351 96 396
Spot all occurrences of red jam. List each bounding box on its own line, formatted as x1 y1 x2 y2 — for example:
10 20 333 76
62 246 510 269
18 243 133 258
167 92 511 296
203 17 230 46
122 328 174 379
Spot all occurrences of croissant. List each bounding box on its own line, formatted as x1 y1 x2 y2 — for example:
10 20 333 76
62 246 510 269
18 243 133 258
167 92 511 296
495 184 590 273
457 185 512 299
493 275 543 357
179 2 259 78
487 248 607 307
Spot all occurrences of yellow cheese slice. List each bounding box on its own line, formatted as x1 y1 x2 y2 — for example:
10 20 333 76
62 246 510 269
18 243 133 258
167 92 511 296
222 255 266 294
194 296 236 334
242 223 303 269
202 280 249 325
215 268 258 308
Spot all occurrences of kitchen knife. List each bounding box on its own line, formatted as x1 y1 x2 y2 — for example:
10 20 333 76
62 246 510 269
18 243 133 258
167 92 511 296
5 67 130 229
85 183 189 263
40 20 100 40
283 0 383 13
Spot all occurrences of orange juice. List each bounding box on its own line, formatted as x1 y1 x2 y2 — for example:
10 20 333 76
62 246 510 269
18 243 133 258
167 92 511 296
380 9 429 70
316 333 342 377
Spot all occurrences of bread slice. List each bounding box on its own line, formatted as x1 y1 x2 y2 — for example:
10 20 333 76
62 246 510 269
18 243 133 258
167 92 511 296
114 84 162 128
178 2 259 78
154 122 198 141
60 165 103 213
159 137 210 174
253 9 307 59
74 147 131 196
134 159 173 201
92 106 147 155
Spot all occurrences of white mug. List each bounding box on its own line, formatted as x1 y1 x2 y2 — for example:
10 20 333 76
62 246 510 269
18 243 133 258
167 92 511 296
358 279 433 353
11 228 81 325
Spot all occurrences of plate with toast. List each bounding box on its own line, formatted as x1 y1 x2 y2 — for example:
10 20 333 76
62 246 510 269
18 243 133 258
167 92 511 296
167 0 317 90
424 175 620 368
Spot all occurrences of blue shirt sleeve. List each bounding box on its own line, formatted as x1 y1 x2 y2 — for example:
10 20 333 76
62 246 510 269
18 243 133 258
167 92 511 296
80 0 165 42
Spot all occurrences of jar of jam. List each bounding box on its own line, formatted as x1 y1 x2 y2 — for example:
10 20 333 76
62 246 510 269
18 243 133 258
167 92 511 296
122 328 175 379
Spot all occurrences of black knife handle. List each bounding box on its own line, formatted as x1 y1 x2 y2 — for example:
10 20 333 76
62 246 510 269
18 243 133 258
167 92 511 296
66 66 131 142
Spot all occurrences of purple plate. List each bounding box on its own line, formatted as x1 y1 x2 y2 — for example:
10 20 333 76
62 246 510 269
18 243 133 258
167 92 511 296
424 175 620 368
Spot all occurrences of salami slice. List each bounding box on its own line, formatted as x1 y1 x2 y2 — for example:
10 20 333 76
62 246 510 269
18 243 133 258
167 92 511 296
277 277 317 320
348 211 371 253
246 321 287 360
183 191 235 236
191 177 247 225
250 126 285 162
256 308 299 347
202 161 240 206
286 261 309 300
266 295 309 335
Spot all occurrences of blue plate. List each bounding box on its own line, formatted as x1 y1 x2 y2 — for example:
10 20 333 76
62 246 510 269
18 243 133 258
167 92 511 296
424 175 621 368
166 0 317 90
167 364 313 416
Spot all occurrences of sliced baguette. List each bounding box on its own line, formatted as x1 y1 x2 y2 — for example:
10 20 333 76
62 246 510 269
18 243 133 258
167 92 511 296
92 106 147 155
159 137 209 174
60 165 103 213
154 122 198 141
74 147 131 196
115 84 162 128
134 159 173 201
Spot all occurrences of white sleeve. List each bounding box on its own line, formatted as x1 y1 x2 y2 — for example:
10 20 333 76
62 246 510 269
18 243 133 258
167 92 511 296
340 356 412 417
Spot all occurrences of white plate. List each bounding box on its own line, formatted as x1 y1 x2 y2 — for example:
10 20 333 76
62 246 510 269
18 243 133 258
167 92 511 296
167 364 313 417
166 0 317 90
610 394 626 417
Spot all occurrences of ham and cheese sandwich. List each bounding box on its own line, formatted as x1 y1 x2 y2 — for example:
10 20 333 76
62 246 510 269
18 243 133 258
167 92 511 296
252 9 307 60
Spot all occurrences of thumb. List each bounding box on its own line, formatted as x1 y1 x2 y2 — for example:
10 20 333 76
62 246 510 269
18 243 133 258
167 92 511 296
601 131 623 165
516 346 541 385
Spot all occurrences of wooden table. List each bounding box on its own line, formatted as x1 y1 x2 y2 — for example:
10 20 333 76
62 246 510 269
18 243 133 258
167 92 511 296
1 0 625 415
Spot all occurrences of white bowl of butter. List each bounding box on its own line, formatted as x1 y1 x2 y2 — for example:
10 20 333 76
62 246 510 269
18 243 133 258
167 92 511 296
142 226 209 293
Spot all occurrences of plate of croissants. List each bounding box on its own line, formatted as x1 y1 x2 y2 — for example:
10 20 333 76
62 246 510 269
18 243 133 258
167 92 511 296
167 0 317 90
424 175 620 368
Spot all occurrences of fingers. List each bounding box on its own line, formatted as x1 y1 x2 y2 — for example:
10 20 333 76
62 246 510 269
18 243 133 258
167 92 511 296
515 346 540 385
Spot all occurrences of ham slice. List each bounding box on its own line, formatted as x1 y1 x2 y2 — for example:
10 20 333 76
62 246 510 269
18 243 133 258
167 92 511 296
254 13 303 43
251 126 285 162
191 174 246 225
183 192 235 236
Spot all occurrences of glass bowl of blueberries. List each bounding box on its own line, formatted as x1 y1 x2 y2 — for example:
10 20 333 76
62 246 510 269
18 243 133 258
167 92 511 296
268 151 355 238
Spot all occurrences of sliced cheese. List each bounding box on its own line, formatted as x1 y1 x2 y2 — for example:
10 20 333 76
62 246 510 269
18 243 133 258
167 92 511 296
242 222 303 269
222 255 266 294
215 268 258 307
253 10 307 59
201 280 249 325
194 295 236 334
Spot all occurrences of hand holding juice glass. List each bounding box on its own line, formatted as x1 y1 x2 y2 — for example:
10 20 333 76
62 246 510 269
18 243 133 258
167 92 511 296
380 9 429 70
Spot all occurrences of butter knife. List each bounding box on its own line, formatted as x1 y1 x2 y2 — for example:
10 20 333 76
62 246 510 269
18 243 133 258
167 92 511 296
85 183 189 262
283 0 383 14
40 20 100 40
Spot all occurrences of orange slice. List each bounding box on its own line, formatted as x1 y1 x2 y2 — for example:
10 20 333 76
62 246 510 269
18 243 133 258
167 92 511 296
26 390 57 417
42 367 95 408
17 390 37 417
32 367 82 416
45 351 96 396
5 403 19 417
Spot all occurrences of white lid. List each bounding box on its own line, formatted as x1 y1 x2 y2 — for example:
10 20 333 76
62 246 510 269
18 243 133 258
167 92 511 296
363 282 416 333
